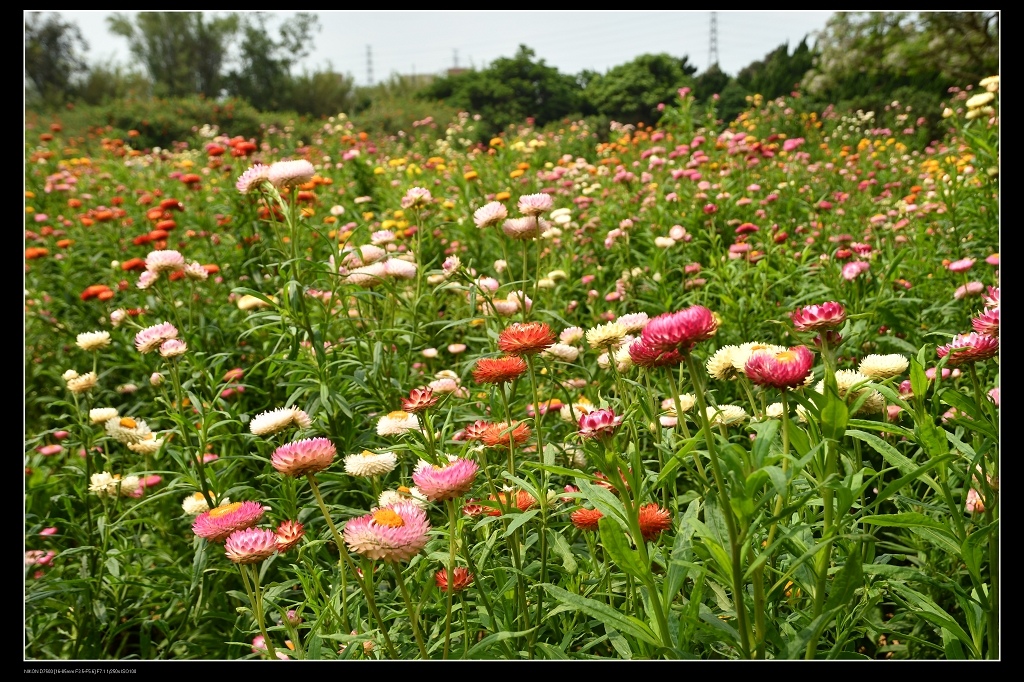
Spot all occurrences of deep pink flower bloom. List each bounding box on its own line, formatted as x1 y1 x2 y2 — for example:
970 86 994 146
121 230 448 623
412 457 479 501
578 408 624 440
972 308 999 335
628 338 683 368
193 501 267 543
344 501 431 562
936 333 998 367
640 305 718 354
40 527 58 536
271 437 336 477
36 444 63 456
25 550 56 567
224 527 279 564
744 345 815 390
790 301 846 332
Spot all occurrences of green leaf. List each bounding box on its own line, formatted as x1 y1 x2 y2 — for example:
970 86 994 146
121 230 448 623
824 556 863 612
874 454 955 505
909 355 929 402
599 516 647 578
819 384 849 441
501 508 539 538
888 583 980 658
465 627 537 659
542 584 662 647
547 528 578 574
915 419 950 458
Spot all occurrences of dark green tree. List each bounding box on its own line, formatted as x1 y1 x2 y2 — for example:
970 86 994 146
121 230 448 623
107 11 240 98
24 12 90 107
224 12 321 111
584 53 697 126
692 63 731 103
419 45 583 140
288 68 357 119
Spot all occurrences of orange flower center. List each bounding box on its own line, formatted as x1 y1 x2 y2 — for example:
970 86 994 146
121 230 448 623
397 486 412 494
209 502 243 518
373 509 405 527
775 351 797 363
387 410 409 420
119 417 137 428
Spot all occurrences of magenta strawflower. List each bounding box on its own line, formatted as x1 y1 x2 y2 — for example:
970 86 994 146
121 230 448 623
639 305 718 354
628 338 683 368
578 408 624 439
936 333 999 366
224 527 278 564
343 501 431 562
790 301 846 332
193 501 267 543
134 322 179 353
744 345 815 390
947 257 975 273
271 437 337 477
412 456 479 501
971 308 999 336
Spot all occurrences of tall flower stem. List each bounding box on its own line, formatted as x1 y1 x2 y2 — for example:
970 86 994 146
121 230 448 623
392 561 429 658
239 563 277 659
442 499 458 659
666 366 708 487
685 354 753 659
305 473 360 637
167 361 214 509
525 355 549 658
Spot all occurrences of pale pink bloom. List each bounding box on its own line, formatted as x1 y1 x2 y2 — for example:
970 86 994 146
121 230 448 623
225 528 278 564
412 456 479 501
136 270 159 289
502 217 541 240
447 343 467 354
841 260 870 281
184 262 209 281
965 487 985 514
36 444 63 456
985 253 999 266
384 258 417 279
972 308 999 335
272 437 337 477
159 339 187 358
983 286 999 309
953 281 985 300
344 501 431 562
517 193 554 217
344 261 388 287
25 550 56 567
40 527 58 536
401 186 432 209
988 387 999 406
236 164 270 193
947 257 975 273
267 159 315 188
474 201 508 228
134 322 179 353
145 250 185 273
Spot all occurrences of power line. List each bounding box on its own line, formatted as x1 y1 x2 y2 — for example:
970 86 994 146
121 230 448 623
708 11 719 67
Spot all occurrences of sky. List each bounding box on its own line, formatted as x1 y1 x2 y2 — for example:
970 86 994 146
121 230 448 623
40 10 838 87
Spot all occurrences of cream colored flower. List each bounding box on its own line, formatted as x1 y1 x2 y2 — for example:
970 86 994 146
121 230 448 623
344 450 399 477
706 345 741 380
76 331 111 352
979 75 999 92
249 406 311 436
966 92 995 109
182 492 226 516
705 404 749 427
237 294 274 311
66 371 98 394
89 472 120 497
544 343 580 362
90 407 119 424
765 402 785 419
732 341 787 373
815 370 884 415
858 353 909 380
376 411 420 436
127 433 164 455
661 394 696 416
105 416 152 445
585 321 626 350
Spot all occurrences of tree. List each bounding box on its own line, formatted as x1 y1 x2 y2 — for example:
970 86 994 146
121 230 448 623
692 63 731 104
419 45 583 140
224 12 321 111
24 12 90 107
584 53 697 126
107 11 240 98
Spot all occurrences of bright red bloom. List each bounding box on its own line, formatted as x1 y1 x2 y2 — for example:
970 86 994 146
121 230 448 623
472 356 528 384
480 421 531 448
489 489 537 513
402 387 439 413
578 408 623 439
435 567 474 592
744 345 815 390
570 507 603 531
936 333 999 367
640 305 718 354
120 257 147 271
497 321 556 356
638 503 672 541
790 301 846 332
458 420 492 442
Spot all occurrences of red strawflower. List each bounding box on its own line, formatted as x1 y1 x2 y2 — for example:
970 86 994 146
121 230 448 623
744 345 815 390
790 301 846 332
570 507 603 531
473 356 528 384
402 387 439 413
497 321 556 356
640 305 718 354
435 567 474 592
480 421 532 448
638 503 672 541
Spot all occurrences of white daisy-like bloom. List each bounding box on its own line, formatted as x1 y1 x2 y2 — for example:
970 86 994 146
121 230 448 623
661 394 697 416
267 159 315 188
655 237 676 248
560 326 584 345
858 354 909 380
236 163 270 193
731 342 787 373
62 369 79 382
564 445 588 469
596 352 611 369
90 407 119 424
543 343 580 362
370 229 396 245
184 262 209 281
377 490 405 507
384 258 417 280
586 321 627 350
105 416 152 445
484 298 520 317
344 450 399 477
182 492 214 516
705 404 749 427
76 330 111 352
428 377 461 394
537 277 556 290
237 294 274 311
548 269 568 282
127 434 164 455
378 486 429 510
376 411 421 436
764 402 786 420
249 406 310 436
815 370 885 415
616 312 649 334
110 309 127 327
706 345 741 380
89 472 120 497
66 371 98 394
145 250 186 273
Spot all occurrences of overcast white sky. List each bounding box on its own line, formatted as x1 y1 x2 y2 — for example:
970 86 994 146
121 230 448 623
39 10 838 87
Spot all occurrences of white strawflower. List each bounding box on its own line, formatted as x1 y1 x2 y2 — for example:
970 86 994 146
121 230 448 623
765 402 786 419
76 331 111 352
90 407 119 424
249 406 309 436
118 475 142 497
127 434 164 455
344 450 399 477
661 394 696 416
706 345 741 380
613 344 633 372
105 416 152 445
706 404 749 427
858 354 909 380
184 262 209 281
544 343 580 362
66 371 99 394
89 472 119 498
560 399 594 423
237 294 274 311
376 411 420 436
586 321 627 350
384 258 417 280
62 369 78 382
560 326 584 345
815 370 885 415
616 312 649 334
182 492 226 516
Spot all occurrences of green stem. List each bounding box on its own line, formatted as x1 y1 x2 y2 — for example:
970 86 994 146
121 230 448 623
392 561 429 658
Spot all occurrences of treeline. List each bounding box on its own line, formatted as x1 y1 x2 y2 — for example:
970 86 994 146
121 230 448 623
25 11 997 148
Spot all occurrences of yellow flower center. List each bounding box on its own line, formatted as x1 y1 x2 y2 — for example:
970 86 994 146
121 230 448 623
387 410 409 420
397 486 411 494
209 502 243 518
372 509 405 527
360 450 375 457
775 351 797 364
119 417 137 428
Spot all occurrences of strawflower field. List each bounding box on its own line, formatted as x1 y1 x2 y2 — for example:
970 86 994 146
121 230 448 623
24 80 999 661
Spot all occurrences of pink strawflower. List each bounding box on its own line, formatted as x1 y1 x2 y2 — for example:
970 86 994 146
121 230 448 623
988 387 999 406
40 527 58 536
412 456 479 501
25 550 56 567
983 286 999 309
501 217 541 240
744 345 815 390
267 159 315 188
236 163 270 193
36 444 63 456
224 527 279 564
841 260 870 281
474 201 508 228
192 501 267 543
790 301 846 332
985 253 999 266
140 475 162 489
639 305 718 354
971 308 999 335
343 501 431 562
628 338 683 368
401 186 432 209
145 249 185 274
936 333 999 367
965 488 985 514
578 408 624 440
517 193 554 217
947 257 975 273
134 321 179 353
271 437 336 477
159 338 188 358
953 281 985 300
